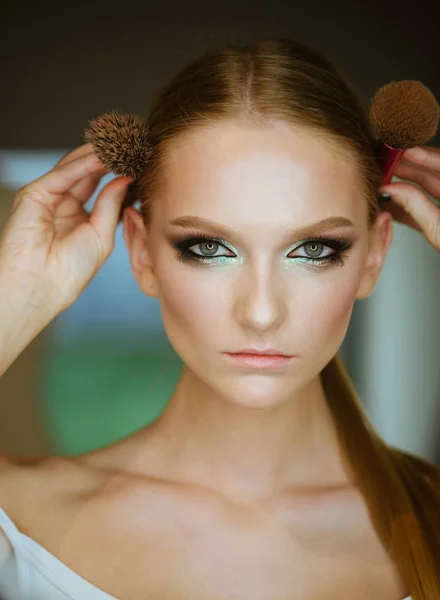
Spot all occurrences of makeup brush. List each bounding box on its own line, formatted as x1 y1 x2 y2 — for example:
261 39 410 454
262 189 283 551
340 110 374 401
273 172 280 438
84 82 439 217
370 80 439 186
83 109 152 221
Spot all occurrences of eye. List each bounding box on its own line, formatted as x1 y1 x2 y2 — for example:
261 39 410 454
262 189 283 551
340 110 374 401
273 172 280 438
288 237 353 267
188 240 234 258
292 241 331 259
186 239 336 260
171 233 353 267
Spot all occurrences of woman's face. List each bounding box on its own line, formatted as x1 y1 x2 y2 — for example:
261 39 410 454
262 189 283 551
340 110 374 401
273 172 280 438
126 119 392 408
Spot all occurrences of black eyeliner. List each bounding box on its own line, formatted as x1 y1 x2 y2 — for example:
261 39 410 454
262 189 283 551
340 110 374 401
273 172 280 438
169 232 354 266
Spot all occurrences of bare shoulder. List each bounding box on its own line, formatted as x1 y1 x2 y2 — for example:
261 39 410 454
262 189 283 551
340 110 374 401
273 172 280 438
0 452 107 528
0 453 13 467
0 452 44 509
0 429 151 528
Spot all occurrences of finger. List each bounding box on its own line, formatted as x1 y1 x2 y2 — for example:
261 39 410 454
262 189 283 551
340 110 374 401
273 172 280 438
48 144 107 205
393 160 440 201
380 199 423 233
88 176 134 256
69 170 108 204
401 145 440 173
56 145 109 203
424 145 440 154
17 152 107 212
380 181 440 250
54 143 95 168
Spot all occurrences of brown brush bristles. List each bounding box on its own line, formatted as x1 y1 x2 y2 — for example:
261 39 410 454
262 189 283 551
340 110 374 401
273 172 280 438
83 110 153 178
370 80 439 149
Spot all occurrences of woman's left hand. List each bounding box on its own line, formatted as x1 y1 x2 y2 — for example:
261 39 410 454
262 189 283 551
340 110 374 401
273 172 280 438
379 144 440 251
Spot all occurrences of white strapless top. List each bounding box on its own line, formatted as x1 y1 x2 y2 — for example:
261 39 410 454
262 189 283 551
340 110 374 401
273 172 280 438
0 506 412 600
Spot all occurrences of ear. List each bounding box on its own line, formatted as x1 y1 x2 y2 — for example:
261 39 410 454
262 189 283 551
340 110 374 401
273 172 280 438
355 210 393 300
122 207 160 298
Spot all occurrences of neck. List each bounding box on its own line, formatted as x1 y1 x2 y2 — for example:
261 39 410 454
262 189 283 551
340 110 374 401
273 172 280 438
130 365 351 504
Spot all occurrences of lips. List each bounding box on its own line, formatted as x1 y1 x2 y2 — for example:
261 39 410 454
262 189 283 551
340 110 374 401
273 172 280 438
223 352 294 369
230 348 292 357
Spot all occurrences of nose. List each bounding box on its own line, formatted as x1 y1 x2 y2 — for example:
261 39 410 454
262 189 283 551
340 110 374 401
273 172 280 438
233 259 287 332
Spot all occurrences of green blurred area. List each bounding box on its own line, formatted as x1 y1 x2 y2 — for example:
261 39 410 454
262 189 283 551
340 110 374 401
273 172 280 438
39 341 183 455
36 337 356 457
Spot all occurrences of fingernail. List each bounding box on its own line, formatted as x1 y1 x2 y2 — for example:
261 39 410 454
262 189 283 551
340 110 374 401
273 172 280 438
378 192 392 202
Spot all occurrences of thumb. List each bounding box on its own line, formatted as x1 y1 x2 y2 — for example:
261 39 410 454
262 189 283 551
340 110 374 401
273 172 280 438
380 182 440 250
90 176 134 255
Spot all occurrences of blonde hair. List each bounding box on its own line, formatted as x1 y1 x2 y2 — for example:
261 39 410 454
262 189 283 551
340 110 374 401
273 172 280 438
133 38 440 597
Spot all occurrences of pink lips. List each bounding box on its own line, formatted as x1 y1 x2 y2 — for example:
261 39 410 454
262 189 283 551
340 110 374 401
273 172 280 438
229 347 293 355
223 352 294 369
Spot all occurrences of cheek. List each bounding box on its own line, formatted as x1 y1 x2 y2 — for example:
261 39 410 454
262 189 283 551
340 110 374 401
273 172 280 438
156 263 225 347
325 281 357 332
303 270 360 347
155 248 363 360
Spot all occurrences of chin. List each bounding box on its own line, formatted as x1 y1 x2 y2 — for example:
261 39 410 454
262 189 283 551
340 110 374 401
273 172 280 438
213 375 297 410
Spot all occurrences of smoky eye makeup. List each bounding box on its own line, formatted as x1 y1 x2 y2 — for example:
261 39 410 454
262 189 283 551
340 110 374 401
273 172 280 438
168 232 235 264
167 230 355 268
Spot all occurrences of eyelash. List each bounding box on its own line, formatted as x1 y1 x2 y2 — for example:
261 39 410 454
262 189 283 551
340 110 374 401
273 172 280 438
172 233 353 267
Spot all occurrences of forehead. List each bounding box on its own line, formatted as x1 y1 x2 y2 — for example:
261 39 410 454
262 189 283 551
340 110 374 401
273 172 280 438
158 120 363 226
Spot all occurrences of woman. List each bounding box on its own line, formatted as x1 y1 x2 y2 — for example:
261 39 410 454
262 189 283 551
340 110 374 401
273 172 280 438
0 38 439 600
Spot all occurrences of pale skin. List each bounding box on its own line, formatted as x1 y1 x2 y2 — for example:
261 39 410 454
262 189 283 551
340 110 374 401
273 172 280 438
0 121 439 599
120 120 391 503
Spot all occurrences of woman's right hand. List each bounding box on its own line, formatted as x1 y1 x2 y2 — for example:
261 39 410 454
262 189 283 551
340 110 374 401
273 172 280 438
0 143 133 317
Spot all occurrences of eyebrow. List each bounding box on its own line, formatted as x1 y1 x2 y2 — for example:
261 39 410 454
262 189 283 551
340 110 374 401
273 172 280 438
168 215 356 243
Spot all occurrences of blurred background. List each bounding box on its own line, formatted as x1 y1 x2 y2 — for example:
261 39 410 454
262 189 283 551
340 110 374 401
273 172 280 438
1 0 440 465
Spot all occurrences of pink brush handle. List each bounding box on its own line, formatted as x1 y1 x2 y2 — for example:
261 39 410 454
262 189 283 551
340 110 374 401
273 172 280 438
376 141 405 186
